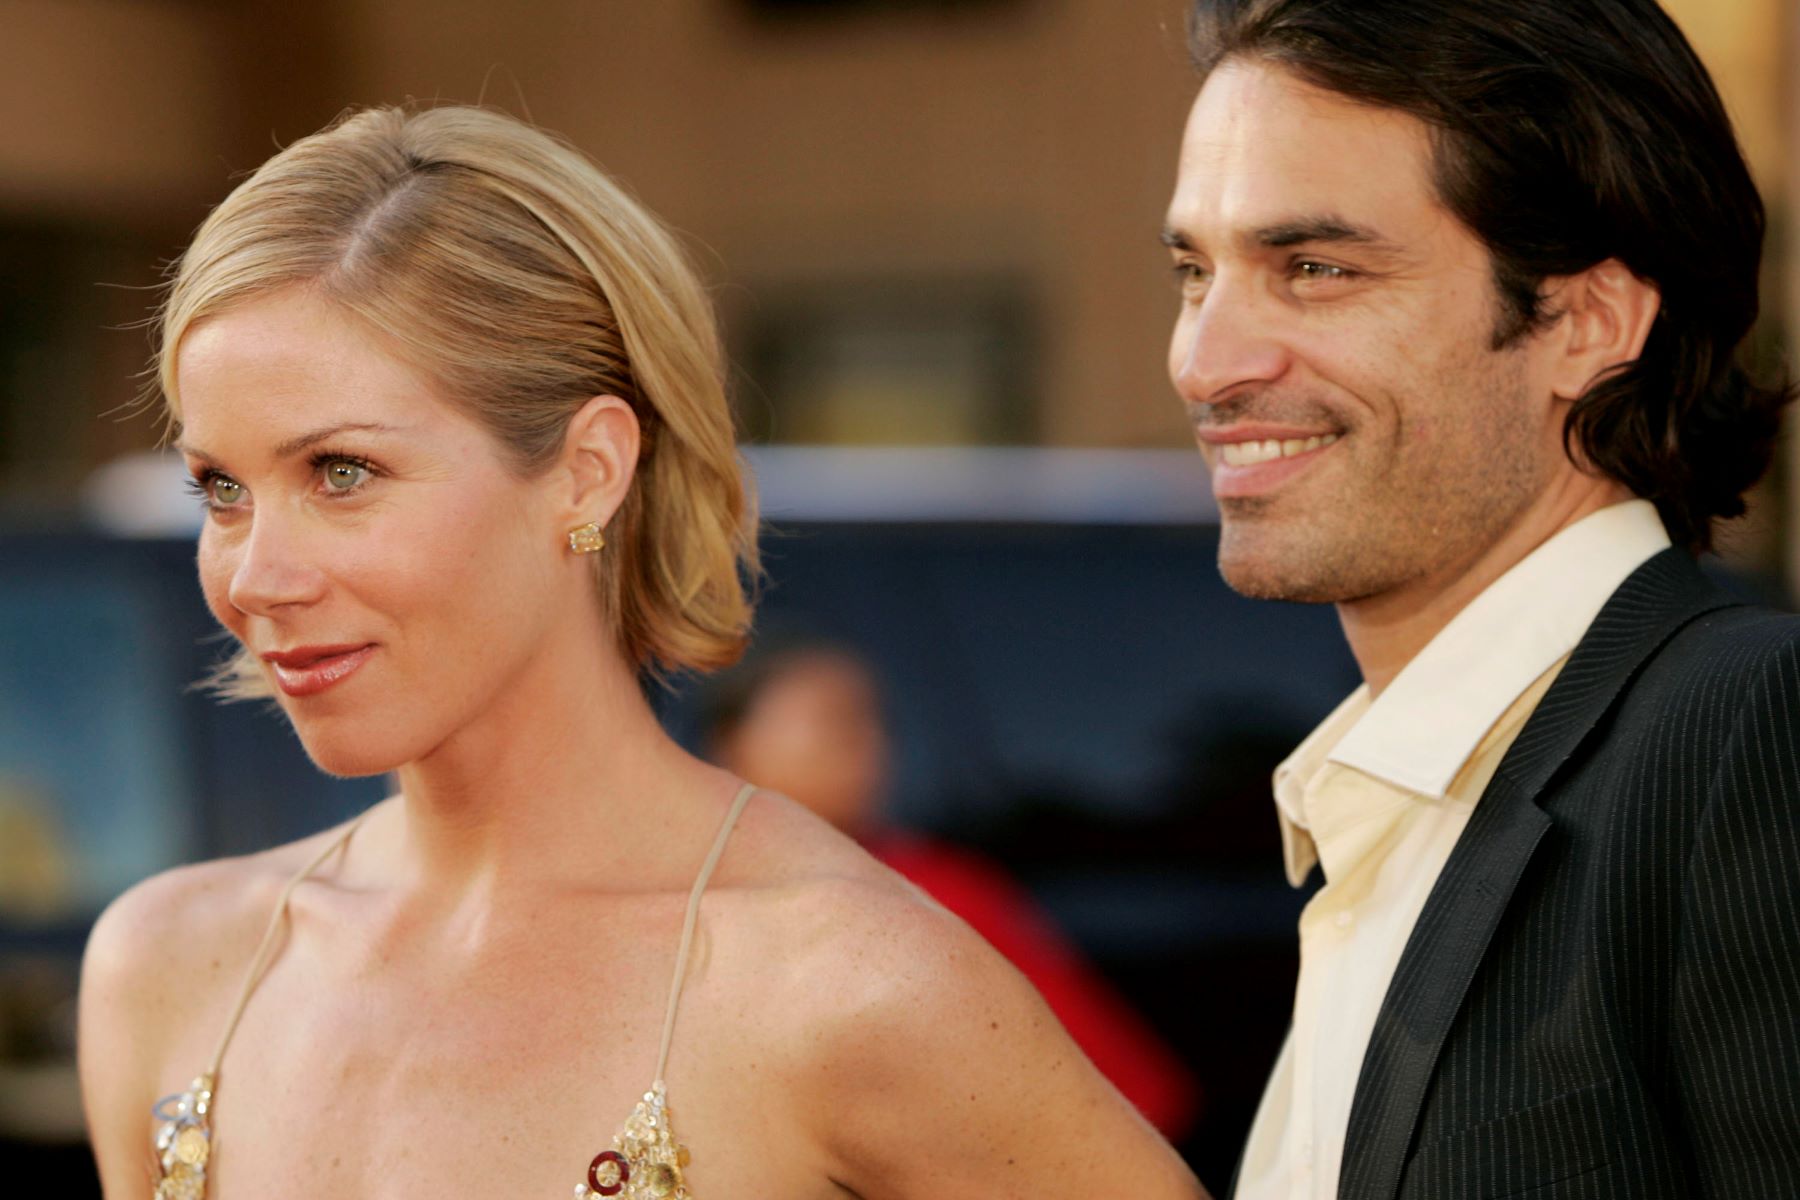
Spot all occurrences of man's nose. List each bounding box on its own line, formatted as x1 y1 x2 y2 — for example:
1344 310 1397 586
1170 278 1290 406
225 513 329 617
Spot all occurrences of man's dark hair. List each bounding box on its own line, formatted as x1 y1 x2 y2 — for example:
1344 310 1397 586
1190 0 1793 553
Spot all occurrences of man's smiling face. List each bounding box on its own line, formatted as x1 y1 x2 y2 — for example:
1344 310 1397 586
1165 58 1564 605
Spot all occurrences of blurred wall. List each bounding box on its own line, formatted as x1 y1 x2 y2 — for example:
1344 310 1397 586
0 0 1198 484
1787 0 1800 601
0 0 1793 577
0 0 230 220
0 0 344 501
1665 0 1785 193
325 0 1196 447
1662 0 1794 579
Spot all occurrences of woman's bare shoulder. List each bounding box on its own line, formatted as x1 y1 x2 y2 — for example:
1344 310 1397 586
80 814 371 1051
721 790 957 941
718 795 1202 1197
79 812 382 1190
765 854 1042 1054
723 790 1046 1048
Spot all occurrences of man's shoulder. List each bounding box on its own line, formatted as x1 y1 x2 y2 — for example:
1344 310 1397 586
1631 594 1800 696
1574 543 1795 692
1562 592 1799 796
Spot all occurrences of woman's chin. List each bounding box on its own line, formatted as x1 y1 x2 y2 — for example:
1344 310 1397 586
293 730 414 780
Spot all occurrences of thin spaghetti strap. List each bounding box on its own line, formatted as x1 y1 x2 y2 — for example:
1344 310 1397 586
205 811 370 1079
652 782 757 1088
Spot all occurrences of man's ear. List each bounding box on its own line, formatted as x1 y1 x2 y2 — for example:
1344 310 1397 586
559 394 640 528
1545 259 1661 402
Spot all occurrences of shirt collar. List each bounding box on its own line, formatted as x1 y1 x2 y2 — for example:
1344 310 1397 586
1272 500 1671 882
1272 684 1370 885
1330 499 1669 797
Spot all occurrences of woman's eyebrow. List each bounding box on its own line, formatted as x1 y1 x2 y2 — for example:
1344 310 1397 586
271 422 405 457
176 421 405 462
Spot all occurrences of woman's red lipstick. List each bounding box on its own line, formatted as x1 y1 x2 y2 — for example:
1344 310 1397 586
261 644 376 697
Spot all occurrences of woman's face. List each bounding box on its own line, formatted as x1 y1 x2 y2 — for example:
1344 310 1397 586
176 289 571 777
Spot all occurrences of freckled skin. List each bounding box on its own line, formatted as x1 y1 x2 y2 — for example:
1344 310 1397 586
1166 62 1553 606
77 291 1206 1199
174 293 566 778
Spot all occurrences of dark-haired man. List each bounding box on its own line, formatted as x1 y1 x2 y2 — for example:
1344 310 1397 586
1162 1 1800 1197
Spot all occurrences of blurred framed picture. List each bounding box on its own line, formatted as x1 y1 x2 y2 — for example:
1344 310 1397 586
732 276 1037 446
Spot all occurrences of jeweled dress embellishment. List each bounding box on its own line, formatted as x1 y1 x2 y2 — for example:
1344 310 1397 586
573 1083 691 1199
151 1074 215 1200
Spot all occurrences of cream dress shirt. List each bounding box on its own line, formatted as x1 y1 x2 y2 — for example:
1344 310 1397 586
1234 500 1672 1200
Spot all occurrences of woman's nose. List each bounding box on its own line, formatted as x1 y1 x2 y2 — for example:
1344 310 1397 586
223 513 329 617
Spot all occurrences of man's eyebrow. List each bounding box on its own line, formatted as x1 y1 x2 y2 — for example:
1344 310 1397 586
1253 217 1396 250
175 421 403 462
1160 218 1403 255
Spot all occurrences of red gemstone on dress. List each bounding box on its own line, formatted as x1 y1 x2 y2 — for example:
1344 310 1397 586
589 1150 631 1196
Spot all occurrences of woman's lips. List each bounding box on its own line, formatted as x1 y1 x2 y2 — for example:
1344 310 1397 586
261 644 376 697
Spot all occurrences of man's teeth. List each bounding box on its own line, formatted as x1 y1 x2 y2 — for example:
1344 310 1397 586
1220 433 1339 468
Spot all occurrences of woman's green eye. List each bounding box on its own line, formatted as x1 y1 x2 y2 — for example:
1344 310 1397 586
323 460 368 491
209 477 246 506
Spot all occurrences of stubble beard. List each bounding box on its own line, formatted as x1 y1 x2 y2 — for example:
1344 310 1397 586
1214 353 1545 607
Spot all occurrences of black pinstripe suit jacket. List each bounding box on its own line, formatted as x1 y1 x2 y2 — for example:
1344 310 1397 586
1327 548 1800 1199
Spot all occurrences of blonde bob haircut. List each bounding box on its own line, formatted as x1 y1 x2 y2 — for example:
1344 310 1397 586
157 105 758 697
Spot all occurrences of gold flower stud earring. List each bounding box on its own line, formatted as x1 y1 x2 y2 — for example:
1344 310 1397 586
568 522 606 554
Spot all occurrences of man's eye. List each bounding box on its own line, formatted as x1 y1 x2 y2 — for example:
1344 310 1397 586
1295 261 1351 281
1172 262 1211 290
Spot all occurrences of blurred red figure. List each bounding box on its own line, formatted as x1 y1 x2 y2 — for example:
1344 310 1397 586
705 641 1200 1138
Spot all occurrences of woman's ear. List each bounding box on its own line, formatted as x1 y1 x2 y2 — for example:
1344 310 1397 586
559 394 640 528
1546 259 1661 402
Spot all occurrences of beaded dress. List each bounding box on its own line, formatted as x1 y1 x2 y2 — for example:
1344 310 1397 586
150 783 759 1200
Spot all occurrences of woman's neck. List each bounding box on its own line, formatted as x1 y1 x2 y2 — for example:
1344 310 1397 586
380 614 733 903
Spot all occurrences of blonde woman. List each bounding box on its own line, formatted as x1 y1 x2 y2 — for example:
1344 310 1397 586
75 106 1205 1200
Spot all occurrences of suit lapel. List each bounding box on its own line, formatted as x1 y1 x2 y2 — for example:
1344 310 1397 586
1336 549 1740 1200
1336 773 1549 1200
1483 550 1736 802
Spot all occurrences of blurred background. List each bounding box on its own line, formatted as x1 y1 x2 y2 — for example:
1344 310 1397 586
0 0 1793 1193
